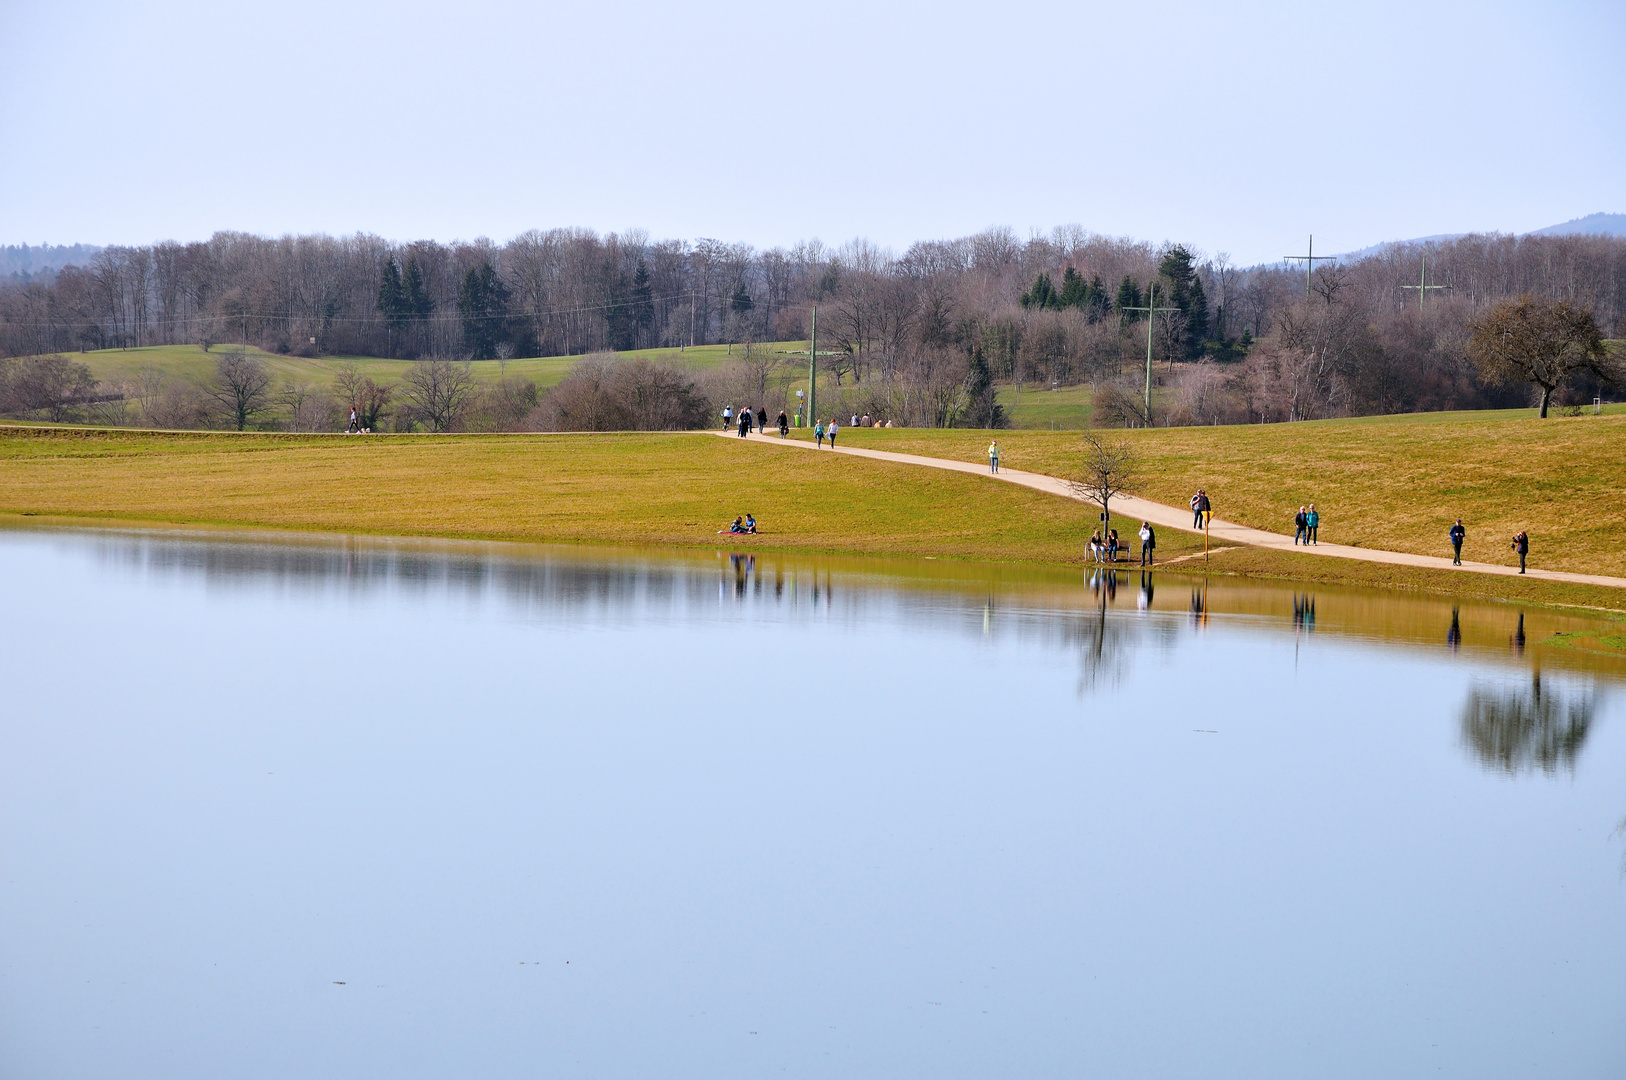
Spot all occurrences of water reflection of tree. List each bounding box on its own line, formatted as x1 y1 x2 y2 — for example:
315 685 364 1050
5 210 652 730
1459 673 1596 775
1072 569 1171 693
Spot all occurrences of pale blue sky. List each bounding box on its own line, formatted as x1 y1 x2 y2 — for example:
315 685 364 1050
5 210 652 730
1 0 1620 263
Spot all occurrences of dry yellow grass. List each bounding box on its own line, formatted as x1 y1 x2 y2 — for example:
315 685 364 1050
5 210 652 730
820 410 1626 579
0 427 1202 567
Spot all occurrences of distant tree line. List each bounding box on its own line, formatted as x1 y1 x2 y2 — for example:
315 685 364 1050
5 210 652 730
2 226 1623 428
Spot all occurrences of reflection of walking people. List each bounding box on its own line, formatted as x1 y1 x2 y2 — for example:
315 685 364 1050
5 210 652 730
988 440 1000 473
1306 504 1319 544
1447 607 1462 652
1449 519 1466 565
1511 530 1529 573
1294 506 1308 545
1139 521 1156 566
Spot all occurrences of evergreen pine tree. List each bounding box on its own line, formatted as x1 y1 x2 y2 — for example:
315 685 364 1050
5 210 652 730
1057 266 1087 309
1156 245 1209 359
457 261 512 360
377 258 405 356
730 281 753 315
401 256 433 356
1085 274 1110 321
631 259 654 346
1115 276 1143 320
1021 273 1058 311
959 346 1007 429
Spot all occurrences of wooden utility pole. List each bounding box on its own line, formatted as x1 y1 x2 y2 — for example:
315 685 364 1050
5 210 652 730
1284 235 1337 300
1121 284 1179 425
1400 255 1450 309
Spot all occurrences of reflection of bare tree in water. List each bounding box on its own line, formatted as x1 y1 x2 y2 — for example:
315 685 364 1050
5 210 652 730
1459 673 1596 775
1072 569 1162 693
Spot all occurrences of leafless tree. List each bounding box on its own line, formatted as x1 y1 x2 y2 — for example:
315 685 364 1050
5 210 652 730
402 358 478 432
207 348 273 430
1067 433 1137 539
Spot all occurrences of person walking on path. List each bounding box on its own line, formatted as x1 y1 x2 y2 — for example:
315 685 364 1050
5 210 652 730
1306 504 1320 545
1449 519 1466 565
828 418 839 448
1294 506 1308 545
1191 492 1203 528
722 405 733 431
757 406 768 432
1139 521 1156 566
1198 490 1211 523
988 440 1000 473
777 410 789 437
815 419 826 447
738 410 750 437
1511 530 1529 573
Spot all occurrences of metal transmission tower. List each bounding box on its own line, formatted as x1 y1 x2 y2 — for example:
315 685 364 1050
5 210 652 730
1400 255 1451 309
1121 284 1180 425
1283 235 1337 300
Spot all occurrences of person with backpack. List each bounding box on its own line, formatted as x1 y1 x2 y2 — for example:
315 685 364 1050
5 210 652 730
1139 521 1156 566
1511 530 1529 573
1449 520 1466 565
1293 506 1308 545
1306 504 1320 544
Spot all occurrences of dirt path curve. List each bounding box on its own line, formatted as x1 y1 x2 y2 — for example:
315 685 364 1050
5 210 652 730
717 429 1626 590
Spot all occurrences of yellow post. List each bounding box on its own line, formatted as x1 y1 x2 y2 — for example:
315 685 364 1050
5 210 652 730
1204 510 1211 561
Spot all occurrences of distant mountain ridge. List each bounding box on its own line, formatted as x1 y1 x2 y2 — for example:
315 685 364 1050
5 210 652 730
1332 213 1626 261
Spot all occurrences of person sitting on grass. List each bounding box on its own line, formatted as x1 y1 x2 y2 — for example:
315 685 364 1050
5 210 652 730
720 516 745 534
744 513 758 534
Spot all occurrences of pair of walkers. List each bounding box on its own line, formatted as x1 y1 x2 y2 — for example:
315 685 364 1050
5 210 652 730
814 419 840 448
1190 490 1212 528
1293 505 1320 545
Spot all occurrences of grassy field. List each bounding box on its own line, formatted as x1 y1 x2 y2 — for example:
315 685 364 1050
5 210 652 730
67 341 803 394
0 427 1207 567
794 408 1626 580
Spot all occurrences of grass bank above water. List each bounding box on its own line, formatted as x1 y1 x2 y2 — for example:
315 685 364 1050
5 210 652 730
0 426 1204 568
3 417 1625 617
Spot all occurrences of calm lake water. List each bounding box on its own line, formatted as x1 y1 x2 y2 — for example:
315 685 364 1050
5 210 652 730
2 525 1623 1079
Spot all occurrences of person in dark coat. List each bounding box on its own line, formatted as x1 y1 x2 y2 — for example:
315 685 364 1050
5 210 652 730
1294 506 1308 545
1511 530 1529 573
1449 520 1466 565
